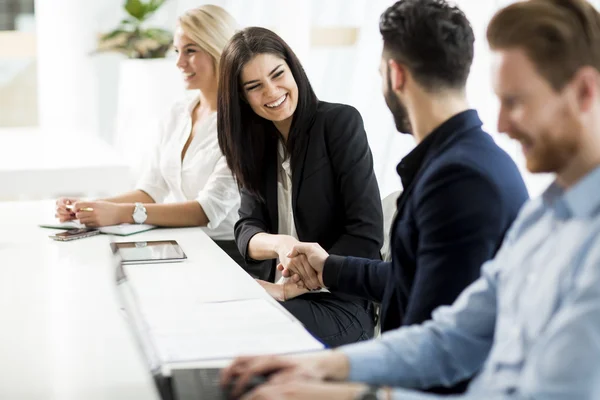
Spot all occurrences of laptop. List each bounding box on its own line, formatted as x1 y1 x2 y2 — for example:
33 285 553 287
112 251 324 400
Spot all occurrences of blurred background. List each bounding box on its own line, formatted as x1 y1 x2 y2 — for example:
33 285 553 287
2 0 589 201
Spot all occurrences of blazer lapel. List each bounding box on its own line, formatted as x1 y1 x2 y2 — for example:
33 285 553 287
290 134 310 214
265 140 279 232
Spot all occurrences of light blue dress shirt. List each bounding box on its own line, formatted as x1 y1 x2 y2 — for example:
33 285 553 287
341 166 600 399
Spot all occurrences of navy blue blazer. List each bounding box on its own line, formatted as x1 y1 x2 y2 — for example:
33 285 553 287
323 110 529 332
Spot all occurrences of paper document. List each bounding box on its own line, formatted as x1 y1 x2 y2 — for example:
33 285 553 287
156 321 324 363
124 262 265 306
39 221 155 236
140 299 324 363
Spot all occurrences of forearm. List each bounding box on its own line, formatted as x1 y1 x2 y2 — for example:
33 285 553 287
324 256 390 303
117 201 209 227
247 233 293 261
101 190 155 204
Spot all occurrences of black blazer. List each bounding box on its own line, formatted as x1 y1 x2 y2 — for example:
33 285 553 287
323 110 529 330
235 101 383 283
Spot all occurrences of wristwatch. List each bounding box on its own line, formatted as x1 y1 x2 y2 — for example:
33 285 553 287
132 202 147 224
355 385 385 400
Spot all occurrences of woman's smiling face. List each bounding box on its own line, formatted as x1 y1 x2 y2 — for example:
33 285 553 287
240 53 299 128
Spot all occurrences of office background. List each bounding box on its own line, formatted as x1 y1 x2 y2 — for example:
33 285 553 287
2 0 594 201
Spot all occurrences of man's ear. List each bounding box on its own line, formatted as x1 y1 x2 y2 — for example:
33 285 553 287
572 66 598 113
388 59 406 92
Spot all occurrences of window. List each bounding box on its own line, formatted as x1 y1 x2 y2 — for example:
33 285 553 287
0 0 37 128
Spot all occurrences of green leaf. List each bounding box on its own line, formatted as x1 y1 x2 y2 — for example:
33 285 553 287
144 0 166 15
124 0 146 21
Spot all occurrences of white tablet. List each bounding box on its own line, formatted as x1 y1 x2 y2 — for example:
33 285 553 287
111 240 187 265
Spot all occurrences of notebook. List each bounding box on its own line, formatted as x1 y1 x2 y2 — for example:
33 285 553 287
39 221 156 236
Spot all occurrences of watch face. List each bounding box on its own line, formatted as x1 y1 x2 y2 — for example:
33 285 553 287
133 204 147 223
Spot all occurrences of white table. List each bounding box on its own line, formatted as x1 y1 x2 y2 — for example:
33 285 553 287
0 200 299 400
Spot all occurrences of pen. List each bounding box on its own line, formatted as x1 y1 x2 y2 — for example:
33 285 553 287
66 204 94 212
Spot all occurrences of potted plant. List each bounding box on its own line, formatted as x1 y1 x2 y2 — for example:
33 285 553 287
97 0 173 59
96 0 184 178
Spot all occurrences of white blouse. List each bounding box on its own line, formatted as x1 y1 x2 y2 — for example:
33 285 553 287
275 141 296 283
136 93 240 240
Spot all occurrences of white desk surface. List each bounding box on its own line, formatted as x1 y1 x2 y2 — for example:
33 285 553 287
0 200 281 400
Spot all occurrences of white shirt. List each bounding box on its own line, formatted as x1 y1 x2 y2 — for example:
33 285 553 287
275 141 297 283
136 93 240 240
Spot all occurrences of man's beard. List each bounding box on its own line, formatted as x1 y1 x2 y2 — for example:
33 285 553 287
384 69 412 134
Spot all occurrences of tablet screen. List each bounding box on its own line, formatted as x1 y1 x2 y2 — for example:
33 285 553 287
111 240 187 264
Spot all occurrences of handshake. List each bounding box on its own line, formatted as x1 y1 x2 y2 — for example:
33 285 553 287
278 242 331 291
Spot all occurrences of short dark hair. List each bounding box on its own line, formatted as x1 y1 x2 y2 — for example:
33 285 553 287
217 27 318 199
487 0 600 91
379 0 474 91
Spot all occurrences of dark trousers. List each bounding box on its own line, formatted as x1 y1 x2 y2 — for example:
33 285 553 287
280 292 374 348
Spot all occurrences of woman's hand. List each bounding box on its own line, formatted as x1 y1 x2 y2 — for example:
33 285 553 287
255 280 309 302
72 200 129 227
55 197 79 222
275 236 321 290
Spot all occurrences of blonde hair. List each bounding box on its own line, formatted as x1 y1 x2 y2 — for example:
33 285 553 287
177 5 239 72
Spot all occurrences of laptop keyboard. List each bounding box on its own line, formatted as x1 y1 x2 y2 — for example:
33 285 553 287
172 368 225 400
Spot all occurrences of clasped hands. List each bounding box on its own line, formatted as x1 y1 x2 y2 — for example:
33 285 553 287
277 242 330 291
256 240 330 302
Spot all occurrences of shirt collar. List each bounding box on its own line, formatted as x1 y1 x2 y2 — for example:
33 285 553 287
542 165 600 218
396 109 482 189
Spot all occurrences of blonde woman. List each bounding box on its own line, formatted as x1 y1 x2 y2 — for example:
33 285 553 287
55 5 245 265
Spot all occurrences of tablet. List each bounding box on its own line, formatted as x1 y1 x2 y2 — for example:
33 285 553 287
111 240 187 265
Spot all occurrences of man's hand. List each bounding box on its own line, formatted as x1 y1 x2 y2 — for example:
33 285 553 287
274 237 319 288
73 201 129 227
241 381 367 400
221 352 350 399
280 243 330 290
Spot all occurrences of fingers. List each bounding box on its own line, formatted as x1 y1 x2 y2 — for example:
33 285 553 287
287 243 312 258
73 201 95 212
77 212 98 227
221 356 290 399
286 255 320 290
55 212 76 222
56 198 76 220
241 384 276 400
297 255 321 290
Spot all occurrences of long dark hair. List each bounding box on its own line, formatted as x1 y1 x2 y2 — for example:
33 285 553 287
217 27 318 200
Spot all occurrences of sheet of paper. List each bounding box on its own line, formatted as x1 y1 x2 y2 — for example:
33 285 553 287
154 320 324 363
141 298 296 335
124 262 266 307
